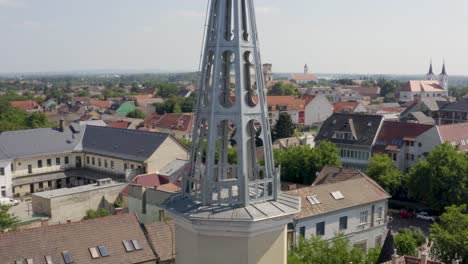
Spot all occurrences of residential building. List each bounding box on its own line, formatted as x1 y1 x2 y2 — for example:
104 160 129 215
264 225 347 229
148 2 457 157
89 99 111 111
263 63 273 82
438 122 468 152
374 121 435 172
400 97 449 123
299 86 363 103
303 95 334 125
286 166 390 251
0 123 188 197
334 101 367 113
0 213 176 264
267 96 305 126
145 113 194 139
10 100 42 112
438 99 468 124
346 86 381 100
315 113 384 169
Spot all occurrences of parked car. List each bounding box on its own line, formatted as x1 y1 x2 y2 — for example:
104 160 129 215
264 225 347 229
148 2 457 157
416 212 435 221
399 210 413 218
0 197 19 206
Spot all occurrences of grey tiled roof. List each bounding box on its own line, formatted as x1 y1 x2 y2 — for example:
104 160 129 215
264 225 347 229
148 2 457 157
0 126 85 159
440 99 468 112
315 113 384 147
82 126 170 162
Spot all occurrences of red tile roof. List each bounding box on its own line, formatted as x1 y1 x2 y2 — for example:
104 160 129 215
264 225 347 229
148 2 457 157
152 113 194 132
438 122 468 151
133 173 170 188
400 80 445 92
291 73 318 81
10 100 41 111
107 121 131 129
267 96 306 111
303 95 316 105
374 121 434 152
0 214 157 263
333 101 359 113
144 221 176 262
89 100 111 108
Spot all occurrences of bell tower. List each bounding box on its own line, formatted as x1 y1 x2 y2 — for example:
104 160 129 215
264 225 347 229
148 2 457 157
164 1 300 264
304 64 309 74
426 59 435 80
439 60 448 90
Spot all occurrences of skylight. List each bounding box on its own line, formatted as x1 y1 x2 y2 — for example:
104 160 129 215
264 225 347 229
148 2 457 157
306 195 320 205
98 245 110 257
62 251 73 264
132 240 143 251
44 256 55 264
123 240 135 252
331 191 344 200
89 247 100 259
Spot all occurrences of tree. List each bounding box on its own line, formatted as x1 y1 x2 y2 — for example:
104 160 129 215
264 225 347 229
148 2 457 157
398 226 426 246
157 83 179 98
0 205 19 231
366 154 401 194
83 208 111 220
394 233 418 256
269 82 298 96
272 112 295 141
406 143 468 212
430 204 468 263
289 234 379 264
274 141 341 185
127 109 146 119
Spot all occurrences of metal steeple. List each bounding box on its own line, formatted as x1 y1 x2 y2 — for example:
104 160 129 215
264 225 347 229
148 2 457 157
441 60 447 76
427 58 435 80
184 0 278 207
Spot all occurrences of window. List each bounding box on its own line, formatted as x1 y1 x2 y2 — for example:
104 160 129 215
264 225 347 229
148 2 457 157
86 156 90 164
130 164 135 169
410 154 414 161
131 240 143 250
98 158 102 167
104 160 108 168
62 251 73 264
98 245 109 257
360 211 368 224
124 163 128 170
92 157 95 165
89 247 100 259
306 195 320 205
38 160 43 168
28 165 32 174
48 181 52 187
56 157 60 165
316 222 325 236
0 167 4 176
299 226 305 237
331 191 344 200
110 161 114 169
47 159 52 167
39 182 43 189
64 157 69 165
44 256 55 264
123 240 134 252
377 207 383 219
418 142 422 147
339 216 348 230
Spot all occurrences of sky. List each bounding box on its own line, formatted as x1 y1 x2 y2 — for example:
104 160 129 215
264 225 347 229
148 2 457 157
0 0 467 75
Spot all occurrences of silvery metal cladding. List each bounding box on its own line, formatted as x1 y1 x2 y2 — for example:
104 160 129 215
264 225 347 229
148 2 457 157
184 0 278 207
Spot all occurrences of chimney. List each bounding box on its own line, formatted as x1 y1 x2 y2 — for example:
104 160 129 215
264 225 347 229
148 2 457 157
66 219 71 224
115 207 124 216
59 119 65 132
420 252 428 264
391 249 399 264
159 210 166 221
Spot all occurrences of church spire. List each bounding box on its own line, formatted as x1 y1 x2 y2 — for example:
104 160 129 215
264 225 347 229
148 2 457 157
439 59 448 90
441 59 447 75
427 58 435 80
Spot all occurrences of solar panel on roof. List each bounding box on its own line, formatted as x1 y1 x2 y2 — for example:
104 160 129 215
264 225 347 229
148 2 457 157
98 245 110 257
132 240 143 250
123 240 135 252
62 251 73 264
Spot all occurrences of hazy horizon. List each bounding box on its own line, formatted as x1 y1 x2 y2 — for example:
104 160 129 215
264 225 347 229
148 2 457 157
1 0 467 75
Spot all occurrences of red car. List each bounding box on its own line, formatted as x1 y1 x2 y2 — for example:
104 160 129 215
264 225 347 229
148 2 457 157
399 210 413 218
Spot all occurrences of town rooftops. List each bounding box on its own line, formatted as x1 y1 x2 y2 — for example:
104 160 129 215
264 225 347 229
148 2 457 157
400 80 445 92
374 121 434 153
10 100 42 111
0 214 158 264
267 96 306 111
82 126 171 162
440 98 468 112
0 125 85 159
291 73 319 82
151 113 194 132
333 101 361 113
89 99 111 109
285 169 390 219
438 122 468 151
315 113 384 146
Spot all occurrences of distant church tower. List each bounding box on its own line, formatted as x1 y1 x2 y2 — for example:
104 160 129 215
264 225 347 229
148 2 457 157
426 59 435 80
164 1 300 264
439 60 448 90
263 63 273 82
304 64 309 74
